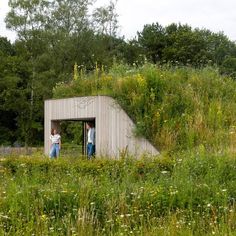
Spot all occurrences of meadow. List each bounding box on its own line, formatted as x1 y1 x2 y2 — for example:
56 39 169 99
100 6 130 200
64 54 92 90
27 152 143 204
1 64 236 235
1 149 236 235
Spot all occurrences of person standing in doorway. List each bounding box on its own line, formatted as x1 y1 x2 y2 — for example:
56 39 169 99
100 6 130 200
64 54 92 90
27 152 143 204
86 122 95 159
50 128 61 159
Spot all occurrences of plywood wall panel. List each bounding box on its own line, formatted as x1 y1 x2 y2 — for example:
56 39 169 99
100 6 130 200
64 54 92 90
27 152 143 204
44 96 159 158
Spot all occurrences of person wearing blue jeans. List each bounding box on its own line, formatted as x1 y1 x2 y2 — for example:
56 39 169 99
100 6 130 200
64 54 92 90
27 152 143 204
50 129 61 159
50 143 60 158
86 122 95 159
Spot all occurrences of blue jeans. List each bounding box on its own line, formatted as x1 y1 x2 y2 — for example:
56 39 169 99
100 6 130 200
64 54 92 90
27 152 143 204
50 144 60 159
87 143 95 159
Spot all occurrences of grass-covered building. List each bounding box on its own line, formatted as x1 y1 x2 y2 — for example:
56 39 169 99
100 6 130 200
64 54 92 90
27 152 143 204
44 96 159 157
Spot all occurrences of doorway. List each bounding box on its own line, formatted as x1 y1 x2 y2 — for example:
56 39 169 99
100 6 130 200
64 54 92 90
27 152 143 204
54 118 95 157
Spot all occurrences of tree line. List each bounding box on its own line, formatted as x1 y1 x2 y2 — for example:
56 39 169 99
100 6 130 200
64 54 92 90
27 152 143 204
1 0 236 146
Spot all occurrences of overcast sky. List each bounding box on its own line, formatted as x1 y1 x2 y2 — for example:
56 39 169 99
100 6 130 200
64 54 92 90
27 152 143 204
1 0 236 42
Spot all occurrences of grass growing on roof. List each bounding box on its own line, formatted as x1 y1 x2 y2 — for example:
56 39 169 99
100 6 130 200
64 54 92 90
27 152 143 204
53 63 236 152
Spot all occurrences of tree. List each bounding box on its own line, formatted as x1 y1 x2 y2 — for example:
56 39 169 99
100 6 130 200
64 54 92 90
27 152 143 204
137 22 236 67
0 37 15 56
118 39 145 65
3 0 125 146
5 0 95 39
138 23 166 63
92 0 119 37
163 24 211 66
0 53 33 146
220 57 236 79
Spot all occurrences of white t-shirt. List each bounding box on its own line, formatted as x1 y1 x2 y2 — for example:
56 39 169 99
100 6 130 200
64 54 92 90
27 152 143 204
50 134 61 144
87 127 95 145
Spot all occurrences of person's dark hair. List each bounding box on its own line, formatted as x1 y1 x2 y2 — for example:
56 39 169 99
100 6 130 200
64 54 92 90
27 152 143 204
87 121 95 128
51 128 54 135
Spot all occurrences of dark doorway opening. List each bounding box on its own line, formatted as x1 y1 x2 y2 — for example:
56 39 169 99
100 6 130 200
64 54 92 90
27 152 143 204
57 118 95 157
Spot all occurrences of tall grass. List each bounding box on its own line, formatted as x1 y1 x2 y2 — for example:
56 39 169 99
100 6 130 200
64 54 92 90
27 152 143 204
1 151 236 235
53 64 236 152
10 63 235 235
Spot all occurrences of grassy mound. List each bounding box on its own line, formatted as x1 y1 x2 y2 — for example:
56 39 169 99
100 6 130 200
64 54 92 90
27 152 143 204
53 64 236 152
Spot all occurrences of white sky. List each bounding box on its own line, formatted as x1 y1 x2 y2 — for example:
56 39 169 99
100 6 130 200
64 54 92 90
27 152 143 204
1 0 236 42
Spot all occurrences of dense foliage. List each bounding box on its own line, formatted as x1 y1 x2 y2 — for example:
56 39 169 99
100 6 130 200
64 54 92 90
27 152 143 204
53 64 236 152
1 151 236 235
1 0 236 147
137 23 236 69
